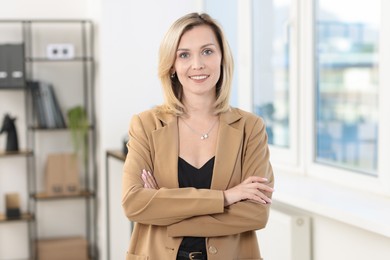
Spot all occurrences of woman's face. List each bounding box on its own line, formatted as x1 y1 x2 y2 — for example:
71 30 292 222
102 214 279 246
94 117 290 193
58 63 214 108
173 25 222 99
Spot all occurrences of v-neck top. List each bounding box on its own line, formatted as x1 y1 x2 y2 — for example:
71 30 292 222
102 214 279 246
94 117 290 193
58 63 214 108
178 156 215 251
178 156 214 188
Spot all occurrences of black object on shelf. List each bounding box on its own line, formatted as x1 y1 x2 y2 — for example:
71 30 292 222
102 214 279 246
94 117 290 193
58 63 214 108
28 81 66 129
0 44 25 88
0 113 19 151
5 193 22 219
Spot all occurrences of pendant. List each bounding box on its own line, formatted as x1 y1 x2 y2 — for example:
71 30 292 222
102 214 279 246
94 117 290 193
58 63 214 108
201 134 208 140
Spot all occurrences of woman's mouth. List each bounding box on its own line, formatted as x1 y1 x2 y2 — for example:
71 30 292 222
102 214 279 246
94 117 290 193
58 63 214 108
189 75 209 80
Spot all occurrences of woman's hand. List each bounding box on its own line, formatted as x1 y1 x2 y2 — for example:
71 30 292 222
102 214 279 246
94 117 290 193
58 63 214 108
223 176 273 207
141 169 159 190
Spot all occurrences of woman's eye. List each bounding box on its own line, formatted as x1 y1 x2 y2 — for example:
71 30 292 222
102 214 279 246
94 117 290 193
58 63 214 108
178 52 189 59
203 49 213 55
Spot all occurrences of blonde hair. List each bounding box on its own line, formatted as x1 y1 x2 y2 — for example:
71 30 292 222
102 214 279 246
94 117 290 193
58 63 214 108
157 12 234 116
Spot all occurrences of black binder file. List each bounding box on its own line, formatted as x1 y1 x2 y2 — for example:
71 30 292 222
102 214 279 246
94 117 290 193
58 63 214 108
0 44 25 88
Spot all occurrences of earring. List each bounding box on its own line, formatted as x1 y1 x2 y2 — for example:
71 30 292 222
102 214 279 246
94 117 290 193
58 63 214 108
170 72 176 78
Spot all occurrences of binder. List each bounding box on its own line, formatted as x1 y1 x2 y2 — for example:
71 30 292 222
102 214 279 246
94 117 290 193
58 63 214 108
48 83 66 128
8 44 25 87
0 44 25 88
0 45 8 87
29 80 66 128
29 81 47 128
40 82 57 128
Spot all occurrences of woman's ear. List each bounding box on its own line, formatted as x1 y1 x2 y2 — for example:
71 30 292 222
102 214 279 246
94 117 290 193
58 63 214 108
170 68 176 78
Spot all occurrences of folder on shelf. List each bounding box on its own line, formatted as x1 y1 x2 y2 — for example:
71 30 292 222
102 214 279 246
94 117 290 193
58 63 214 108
29 81 47 127
40 82 57 128
0 44 25 88
0 45 8 87
29 81 66 129
8 44 25 87
48 83 67 128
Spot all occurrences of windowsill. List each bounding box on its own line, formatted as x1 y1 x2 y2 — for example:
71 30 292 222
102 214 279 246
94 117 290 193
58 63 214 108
273 171 390 238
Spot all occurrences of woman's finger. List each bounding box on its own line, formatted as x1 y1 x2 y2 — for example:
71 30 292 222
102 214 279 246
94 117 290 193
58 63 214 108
147 171 159 189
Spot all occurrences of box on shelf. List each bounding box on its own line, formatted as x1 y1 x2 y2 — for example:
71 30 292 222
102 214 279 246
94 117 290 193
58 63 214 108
5 193 21 219
0 43 25 88
45 153 80 196
36 237 88 260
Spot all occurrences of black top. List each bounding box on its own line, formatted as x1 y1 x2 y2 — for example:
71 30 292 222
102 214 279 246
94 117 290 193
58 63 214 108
178 156 215 251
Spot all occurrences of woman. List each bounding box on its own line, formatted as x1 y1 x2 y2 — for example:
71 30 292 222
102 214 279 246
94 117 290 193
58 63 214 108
122 12 274 260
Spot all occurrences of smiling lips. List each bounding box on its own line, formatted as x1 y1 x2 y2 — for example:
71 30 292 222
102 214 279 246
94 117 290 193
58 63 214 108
190 75 209 81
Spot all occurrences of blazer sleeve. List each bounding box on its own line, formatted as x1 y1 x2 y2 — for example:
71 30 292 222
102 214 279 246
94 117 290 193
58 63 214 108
122 114 225 226
167 117 274 237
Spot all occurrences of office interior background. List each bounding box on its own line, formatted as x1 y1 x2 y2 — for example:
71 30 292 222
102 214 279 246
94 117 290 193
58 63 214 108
1 0 390 259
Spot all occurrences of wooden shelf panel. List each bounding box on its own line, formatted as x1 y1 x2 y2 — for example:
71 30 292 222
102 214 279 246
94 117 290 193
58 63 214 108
0 86 26 90
0 213 34 223
26 57 94 62
32 190 95 200
0 150 33 157
29 125 95 131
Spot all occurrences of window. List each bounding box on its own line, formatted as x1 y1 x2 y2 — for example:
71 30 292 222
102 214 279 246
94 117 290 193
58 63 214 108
252 0 298 166
315 0 380 175
248 0 390 192
253 0 292 148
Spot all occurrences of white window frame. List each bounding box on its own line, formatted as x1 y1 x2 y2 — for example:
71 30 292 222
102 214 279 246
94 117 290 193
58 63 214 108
302 0 390 195
238 0 300 169
238 0 390 195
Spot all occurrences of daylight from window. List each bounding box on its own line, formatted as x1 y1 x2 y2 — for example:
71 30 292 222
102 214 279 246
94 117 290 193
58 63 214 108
315 0 380 175
253 0 291 148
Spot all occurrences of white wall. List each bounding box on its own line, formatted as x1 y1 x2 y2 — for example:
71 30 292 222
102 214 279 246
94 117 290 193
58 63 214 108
98 0 203 259
98 0 203 148
259 204 390 260
0 0 89 19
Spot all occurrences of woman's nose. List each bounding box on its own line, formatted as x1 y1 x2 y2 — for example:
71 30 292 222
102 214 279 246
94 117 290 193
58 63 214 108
192 55 204 70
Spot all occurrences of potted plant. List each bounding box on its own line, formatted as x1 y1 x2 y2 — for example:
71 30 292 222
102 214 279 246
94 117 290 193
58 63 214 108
67 106 89 164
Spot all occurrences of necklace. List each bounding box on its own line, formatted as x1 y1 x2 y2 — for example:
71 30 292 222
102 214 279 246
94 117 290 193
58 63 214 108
181 118 219 140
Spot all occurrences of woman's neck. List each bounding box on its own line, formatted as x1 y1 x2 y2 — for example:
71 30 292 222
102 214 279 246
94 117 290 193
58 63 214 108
182 94 216 118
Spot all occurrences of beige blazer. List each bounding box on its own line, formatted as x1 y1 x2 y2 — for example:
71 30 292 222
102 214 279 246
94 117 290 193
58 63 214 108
122 107 274 260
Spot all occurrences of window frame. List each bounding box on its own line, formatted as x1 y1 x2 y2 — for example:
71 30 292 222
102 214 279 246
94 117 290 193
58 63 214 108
239 0 300 168
238 0 390 195
303 0 390 194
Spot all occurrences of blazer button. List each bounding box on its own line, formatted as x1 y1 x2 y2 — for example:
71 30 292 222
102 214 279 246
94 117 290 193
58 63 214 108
208 246 217 254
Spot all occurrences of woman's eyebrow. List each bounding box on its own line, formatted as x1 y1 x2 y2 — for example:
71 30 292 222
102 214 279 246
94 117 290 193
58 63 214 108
177 43 216 52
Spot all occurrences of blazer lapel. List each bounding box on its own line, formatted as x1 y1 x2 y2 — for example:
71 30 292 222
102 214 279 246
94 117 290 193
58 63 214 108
151 109 242 190
211 109 242 190
152 112 179 188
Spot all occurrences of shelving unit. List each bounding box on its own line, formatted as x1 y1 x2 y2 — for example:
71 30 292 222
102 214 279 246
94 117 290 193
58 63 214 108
0 81 34 259
0 19 97 260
